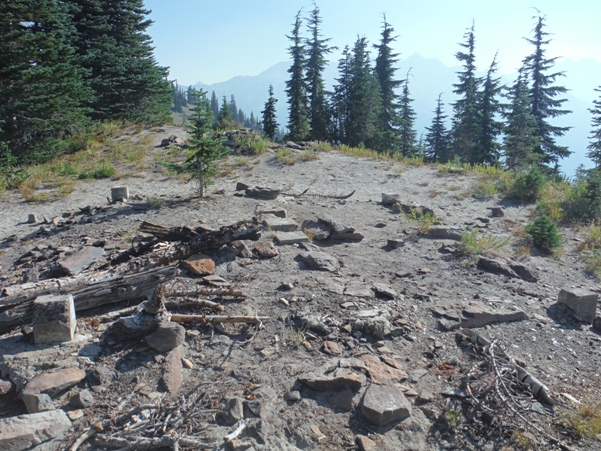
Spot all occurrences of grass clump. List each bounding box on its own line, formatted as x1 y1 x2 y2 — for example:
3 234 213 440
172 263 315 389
313 141 333 152
275 149 296 165
471 179 498 199
403 207 439 234
524 214 561 251
457 229 510 262
78 160 115 179
297 150 320 162
569 404 601 439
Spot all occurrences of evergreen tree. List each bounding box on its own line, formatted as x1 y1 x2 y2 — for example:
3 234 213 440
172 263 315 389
522 14 571 171
229 95 239 124
503 71 541 170
450 23 481 163
331 46 352 143
374 17 402 152
305 4 334 141
261 85 279 140
249 112 257 130
217 95 234 129
181 89 227 197
587 87 601 168
398 70 418 157
187 86 198 104
210 91 219 123
425 94 450 163
476 54 504 164
0 0 91 163
68 0 171 123
285 11 309 140
346 37 378 148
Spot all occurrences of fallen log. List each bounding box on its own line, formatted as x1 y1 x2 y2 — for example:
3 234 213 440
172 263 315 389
111 218 262 266
281 189 356 200
171 314 269 325
0 266 176 335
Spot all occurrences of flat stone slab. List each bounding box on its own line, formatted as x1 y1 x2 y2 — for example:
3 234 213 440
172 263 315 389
297 251 339 272
361 384 412 426
180 254 215 276
0 409 72 451
23 367 86 398
275 230 308 245
427 226 463 241
299 371 365 392
459 303 529 328
146 322 185 353
558 287 598 324
33 294 76 344
59 246 105 276
262 217 298 232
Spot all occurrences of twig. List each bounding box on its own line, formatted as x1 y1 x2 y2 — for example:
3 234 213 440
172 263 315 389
281 189 355 199
69 422 104 451
224 420 247 442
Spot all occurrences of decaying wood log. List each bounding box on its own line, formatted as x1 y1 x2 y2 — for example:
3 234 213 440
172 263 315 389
166 287 247 299
281 188 356 199
171 314 269 325
0 266 176 335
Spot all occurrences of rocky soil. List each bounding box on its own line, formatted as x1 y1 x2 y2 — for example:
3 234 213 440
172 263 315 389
1 125 601 450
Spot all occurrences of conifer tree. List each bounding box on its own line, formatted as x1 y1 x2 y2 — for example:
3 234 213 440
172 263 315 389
398 70 418 157
425 94 450 163
503 71 541 170
68 0 171 123
476 54 504 164
305 4 334 141
229 95 239 124
374 17 402 152
181 89 227 197
450 23 481 163
285 11 309 140
0 0 91 163
331 46 352 144
217 96 234 129
261 85 279 140
210 91 219 122
587 87 601 168
346 37 378 148
522 14 571 171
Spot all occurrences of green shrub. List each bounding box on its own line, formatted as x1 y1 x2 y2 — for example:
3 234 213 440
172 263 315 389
509 166 546 203
457 229 510 261
525 214 561 251
275 148 296 165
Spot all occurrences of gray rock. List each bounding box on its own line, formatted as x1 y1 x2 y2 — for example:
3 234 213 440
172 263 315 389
557 287 598 324
427 226 463 241
86 365 115 387
59 246 105 276
299 371 365 392
459 303 529 328
509 263 538 282
262 217 298 232
70 389 94 409
253 241 280 257
275 231 309 245
361 384 412 426
297 251 340 272
245 186 280 200
223 397 245 425
387 237 405 249
284 391 301 402
145 322 186 353
161 347 183 394
27 214 38 224
478 256 519 279
0 410 72 451
301 220 331 240
373 283 397 299
32 294 76 344
111 186 129 203
353 315 392 339
22 393 55 413
381 193 401 206
593 317 601 332
489 207 504 217
23 367 86 398
0 379 14 396
317 214 354 234
297 313 332 335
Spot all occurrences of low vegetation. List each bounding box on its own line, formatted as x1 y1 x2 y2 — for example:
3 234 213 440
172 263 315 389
457 229 511 262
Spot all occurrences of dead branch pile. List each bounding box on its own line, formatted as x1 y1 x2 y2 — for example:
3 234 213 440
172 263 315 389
459 328 575 451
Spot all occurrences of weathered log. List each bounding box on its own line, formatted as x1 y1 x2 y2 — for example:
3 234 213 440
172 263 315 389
0 266 176 335
171 314 269 325
166 287 247 299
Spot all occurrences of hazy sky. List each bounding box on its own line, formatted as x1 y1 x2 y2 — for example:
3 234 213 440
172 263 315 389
144 0 600 86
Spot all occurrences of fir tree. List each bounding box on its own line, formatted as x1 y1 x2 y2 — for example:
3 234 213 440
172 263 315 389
450 22 481 163
217 95 233 129
331 46 351 144
425 94 450 163
68 0 171 123
587 87 601 168
398 70 418 157
229 95 239 124
285 11 309 140
503 71 541 170
305 3 334 141
181 89 227 197
346 37 378 148
373 17 402 152
522 14 571 171
0 0 91 163
476 54 504 164
261 85 279 140
210 91 219 123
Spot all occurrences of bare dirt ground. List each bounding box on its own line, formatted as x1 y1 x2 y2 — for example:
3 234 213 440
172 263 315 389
1 126 600 450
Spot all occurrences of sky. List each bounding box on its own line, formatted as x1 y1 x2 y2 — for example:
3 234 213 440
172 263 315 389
144 0 601 87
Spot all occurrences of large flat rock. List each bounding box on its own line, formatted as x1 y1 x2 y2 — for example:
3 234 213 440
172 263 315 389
59 246 105 276
361 384 412 426
558 287 598 324
459 303 529 328
0 410 72 451
262 217 298 232
22 367 86 398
